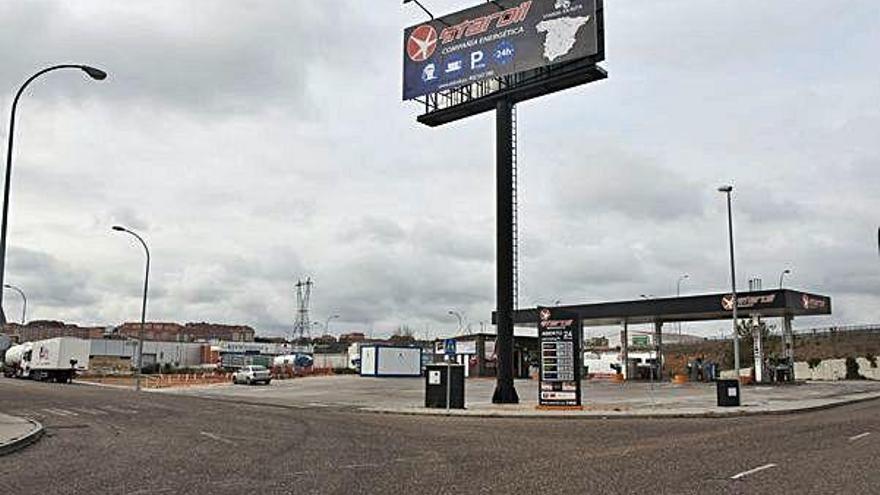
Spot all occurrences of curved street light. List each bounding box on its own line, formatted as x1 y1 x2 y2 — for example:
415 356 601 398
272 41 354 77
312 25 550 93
676 274 689 334
779 269 792 289
448 310 464 334
676 274 689 298
324 314 340 334
112 225 150 392
3 283 26 324
0 64 107 324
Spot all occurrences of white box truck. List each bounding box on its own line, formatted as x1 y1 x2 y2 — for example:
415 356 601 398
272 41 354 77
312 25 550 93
359 345 422 377
23 337 90 382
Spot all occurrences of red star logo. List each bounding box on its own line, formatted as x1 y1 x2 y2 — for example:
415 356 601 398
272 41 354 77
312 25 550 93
407 25 438 62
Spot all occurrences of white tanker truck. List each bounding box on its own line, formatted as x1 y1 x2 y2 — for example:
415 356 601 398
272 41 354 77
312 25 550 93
3 342 32 378
3 338 89 382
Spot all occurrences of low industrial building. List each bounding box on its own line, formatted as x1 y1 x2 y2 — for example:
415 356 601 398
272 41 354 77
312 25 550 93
434 330 538 379
88 339 208 373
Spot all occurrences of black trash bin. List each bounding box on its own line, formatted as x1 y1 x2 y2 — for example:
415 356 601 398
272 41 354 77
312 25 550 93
716 379 741 407
425 364 465 409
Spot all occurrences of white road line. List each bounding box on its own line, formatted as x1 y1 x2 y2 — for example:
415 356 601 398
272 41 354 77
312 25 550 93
101 406 138 414
340 463 381 470
199 431 237 445
731 463 777 480
43 408 77 417
71 407 108 415
849 432 871 441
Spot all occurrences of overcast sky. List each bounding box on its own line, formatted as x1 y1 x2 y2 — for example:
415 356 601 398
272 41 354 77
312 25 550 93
0 1 877 339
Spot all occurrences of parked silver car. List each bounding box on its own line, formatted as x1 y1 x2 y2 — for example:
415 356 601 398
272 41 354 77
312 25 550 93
232 365 272 385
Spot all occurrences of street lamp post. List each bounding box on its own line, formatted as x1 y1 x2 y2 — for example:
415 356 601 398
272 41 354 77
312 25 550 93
3 284 26 324
718 185 740 378
112 225 150 392
0 65 107 325
324 314 340 334
779 269 791 289
676 274 689 335
448 310 464 334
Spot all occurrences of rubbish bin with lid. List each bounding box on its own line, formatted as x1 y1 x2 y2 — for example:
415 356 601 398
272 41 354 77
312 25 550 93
425 363 465 409
716 379 741 407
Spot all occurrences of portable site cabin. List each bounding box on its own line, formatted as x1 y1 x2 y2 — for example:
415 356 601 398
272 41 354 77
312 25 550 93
359 345 422 377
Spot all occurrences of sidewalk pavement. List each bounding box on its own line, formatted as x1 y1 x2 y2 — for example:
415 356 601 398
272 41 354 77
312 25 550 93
155 374 880 419
0 412 44 456
365 379 880 418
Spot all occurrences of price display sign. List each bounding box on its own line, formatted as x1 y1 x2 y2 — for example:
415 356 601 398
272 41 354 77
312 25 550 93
538 307 582 407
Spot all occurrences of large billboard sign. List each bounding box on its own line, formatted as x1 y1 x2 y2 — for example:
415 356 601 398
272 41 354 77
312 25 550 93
403 0 603 101
538 307 582 407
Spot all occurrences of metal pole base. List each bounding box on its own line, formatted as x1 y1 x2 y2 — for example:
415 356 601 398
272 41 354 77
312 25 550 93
491 382 519 404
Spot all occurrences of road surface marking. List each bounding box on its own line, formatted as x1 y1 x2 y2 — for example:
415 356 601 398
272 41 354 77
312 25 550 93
43 408 77 417
849 432 871 441
71 407 107 415
308 403 330 408
731 464 777 480
200 431 236 445
340 463 381 470
102 406 138 414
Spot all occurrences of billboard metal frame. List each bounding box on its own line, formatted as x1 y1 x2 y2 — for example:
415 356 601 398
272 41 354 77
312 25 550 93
406 0 607 404
415 0 605 125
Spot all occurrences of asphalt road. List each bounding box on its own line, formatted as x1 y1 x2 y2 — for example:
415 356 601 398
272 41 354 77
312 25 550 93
1 377 878 494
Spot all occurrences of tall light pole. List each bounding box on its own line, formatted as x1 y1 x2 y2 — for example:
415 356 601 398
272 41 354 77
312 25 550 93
3 283 26 324
778 269 791 289
718 185 740 378
324 314 340 334
0 64 107 325
676 274 689 334
112 225 150 392
448 310 464 334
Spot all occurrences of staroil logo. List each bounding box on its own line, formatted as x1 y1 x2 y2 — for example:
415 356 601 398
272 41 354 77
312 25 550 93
407 25 438 62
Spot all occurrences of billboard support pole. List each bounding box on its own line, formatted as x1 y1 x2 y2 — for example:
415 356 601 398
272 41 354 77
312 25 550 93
492 98 519 404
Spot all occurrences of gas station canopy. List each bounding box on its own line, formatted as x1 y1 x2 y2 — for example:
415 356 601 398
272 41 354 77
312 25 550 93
493 289 832 327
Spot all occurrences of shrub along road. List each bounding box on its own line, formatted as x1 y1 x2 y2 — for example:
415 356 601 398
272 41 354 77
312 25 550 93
0 377 878 494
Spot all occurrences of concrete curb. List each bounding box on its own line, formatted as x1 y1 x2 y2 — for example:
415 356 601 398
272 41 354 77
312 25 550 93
360 392 880 420
0 418 44 457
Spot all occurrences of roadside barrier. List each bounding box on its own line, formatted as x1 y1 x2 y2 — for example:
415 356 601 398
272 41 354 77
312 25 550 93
145 372 232 389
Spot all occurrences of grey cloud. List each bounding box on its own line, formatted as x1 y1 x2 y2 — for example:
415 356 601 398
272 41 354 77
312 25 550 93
0 2 321 114
0 1 876 338
555 148 703 220
6 246 99 310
